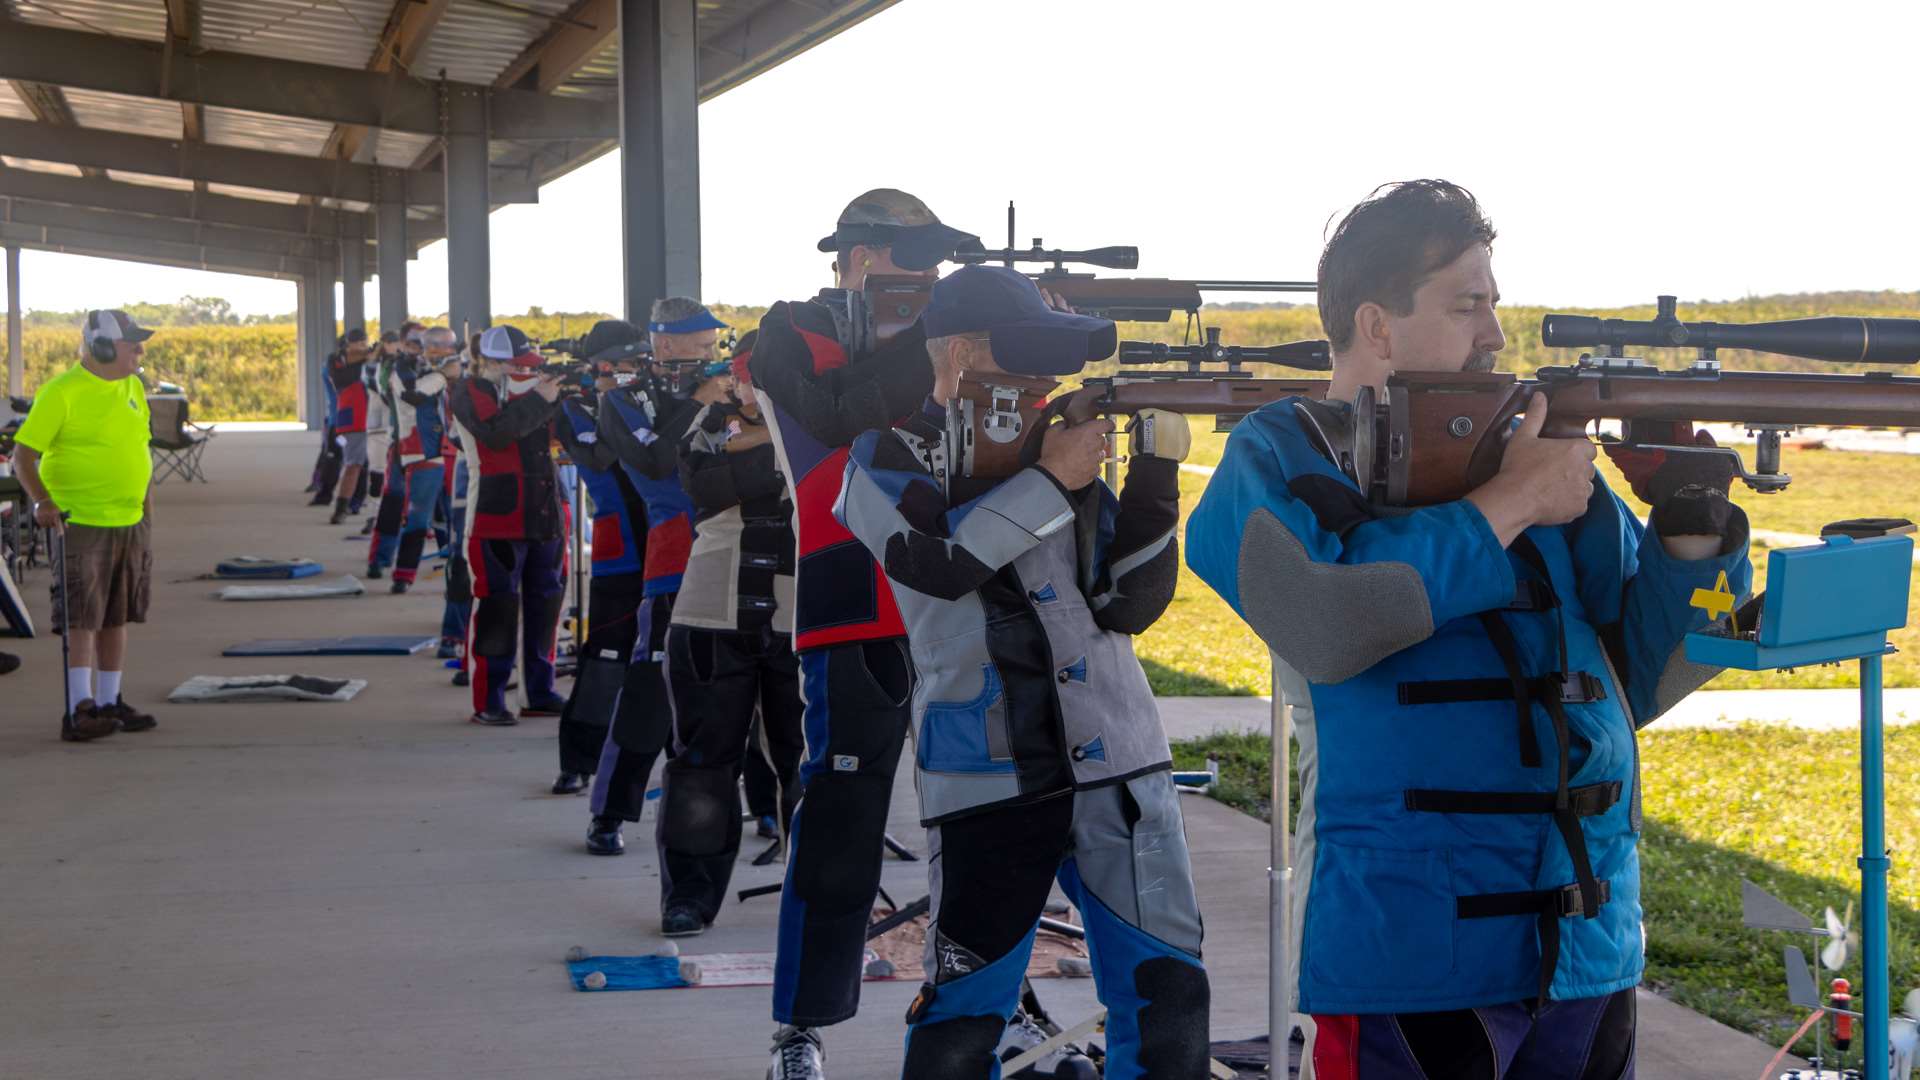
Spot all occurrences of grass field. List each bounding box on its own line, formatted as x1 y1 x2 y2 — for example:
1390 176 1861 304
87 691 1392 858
1170 724 1920 1057
1135 426 1920 695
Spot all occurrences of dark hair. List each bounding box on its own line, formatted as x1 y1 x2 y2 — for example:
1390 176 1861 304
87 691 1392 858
835 241 859 278
1317 180 1496 352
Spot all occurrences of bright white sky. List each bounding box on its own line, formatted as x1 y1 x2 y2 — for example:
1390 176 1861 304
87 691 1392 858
11 0 1920 319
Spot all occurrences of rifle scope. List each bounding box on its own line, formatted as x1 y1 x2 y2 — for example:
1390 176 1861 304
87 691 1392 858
1542 295 1920 365
1118 336 1331 371
953 244 1139 271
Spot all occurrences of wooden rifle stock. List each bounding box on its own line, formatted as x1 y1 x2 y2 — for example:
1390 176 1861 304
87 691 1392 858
1368 364 1920 506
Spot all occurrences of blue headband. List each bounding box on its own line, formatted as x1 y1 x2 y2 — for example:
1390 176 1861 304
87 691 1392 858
647 310 728 334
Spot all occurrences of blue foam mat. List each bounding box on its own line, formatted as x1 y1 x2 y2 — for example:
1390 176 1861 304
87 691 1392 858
224 635 437 657
215 559 324 580
566 956 687 991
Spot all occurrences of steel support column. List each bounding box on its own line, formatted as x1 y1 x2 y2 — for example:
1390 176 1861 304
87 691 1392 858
444 87 491 339
295 275 314 429
377 179 409 332
340 236 366 335
618 0 701 320
5 245 21 399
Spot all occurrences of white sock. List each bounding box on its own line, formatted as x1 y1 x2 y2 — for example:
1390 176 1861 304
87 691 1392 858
69 666 94 707
96 670 123 706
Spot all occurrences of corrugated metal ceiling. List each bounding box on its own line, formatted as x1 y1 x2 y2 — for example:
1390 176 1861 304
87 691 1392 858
203 105 337 157
415 0 578 87
197 0 388 72
104 170 197 191
1 156 85 177
0 81 34 121
62 86 185 139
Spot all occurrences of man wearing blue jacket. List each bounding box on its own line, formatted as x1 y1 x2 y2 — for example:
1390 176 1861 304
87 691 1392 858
1185 180 1753 1078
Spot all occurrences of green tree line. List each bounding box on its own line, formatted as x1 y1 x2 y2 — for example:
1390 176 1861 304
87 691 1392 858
7 291 1917 420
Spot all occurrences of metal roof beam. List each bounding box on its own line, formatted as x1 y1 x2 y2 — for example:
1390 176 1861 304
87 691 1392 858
0 18 616 141
497 0 616 93
0 167 380 238
0 117 537 204
0 220 322 281
324 0 452 166
0 195 377 266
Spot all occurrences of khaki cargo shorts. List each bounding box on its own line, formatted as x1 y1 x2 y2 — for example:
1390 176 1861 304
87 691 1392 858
52 519 153 632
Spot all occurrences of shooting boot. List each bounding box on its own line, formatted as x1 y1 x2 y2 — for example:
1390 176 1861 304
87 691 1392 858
586 816 624 856
661 903 707 938
996 1008 1098 1080
60 700 118 743
551 772 587 796
520 693 566 718
101 698 158 733
766 1026 825 1080
470 710 518 727
329 497 349 525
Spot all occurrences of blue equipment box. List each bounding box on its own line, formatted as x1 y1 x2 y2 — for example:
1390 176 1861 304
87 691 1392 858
1685 533 1912 671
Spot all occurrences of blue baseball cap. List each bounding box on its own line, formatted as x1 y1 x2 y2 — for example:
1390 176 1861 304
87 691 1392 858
922 265 1117 376
647 308 728 334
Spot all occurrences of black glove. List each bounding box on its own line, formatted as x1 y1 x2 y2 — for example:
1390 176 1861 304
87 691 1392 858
699 401 740 434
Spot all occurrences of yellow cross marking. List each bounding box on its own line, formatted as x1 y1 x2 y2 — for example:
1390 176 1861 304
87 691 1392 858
1690 570 1736 621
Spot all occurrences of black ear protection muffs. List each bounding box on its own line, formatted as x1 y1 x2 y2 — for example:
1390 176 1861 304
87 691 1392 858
89 330 117 363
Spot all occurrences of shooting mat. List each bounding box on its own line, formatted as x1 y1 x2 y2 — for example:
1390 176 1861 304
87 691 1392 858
223 635 436 657
168 674 367 703
213 557 324 580
216 575 364 601
566 905 1086 992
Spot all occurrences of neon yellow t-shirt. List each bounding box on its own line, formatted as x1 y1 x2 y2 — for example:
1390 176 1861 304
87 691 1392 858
15 363 153 527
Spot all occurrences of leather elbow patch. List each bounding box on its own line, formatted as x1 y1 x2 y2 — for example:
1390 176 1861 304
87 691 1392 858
1234 508 1433 684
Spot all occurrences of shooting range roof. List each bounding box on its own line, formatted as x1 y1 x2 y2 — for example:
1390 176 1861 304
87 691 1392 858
0 0 902 278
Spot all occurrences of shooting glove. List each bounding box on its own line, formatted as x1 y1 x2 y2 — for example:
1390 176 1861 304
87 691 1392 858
1600 423 1738 507
699 401 740 435
1127 409 1191 463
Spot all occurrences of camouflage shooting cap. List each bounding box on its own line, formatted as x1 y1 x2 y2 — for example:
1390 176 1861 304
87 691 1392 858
817 188 982 270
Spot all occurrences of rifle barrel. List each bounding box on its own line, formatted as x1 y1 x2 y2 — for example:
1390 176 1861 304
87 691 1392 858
1189 280 1318 293
1542 313 1920 365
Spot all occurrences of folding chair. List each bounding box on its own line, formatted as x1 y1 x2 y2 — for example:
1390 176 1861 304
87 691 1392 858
149 396 213 484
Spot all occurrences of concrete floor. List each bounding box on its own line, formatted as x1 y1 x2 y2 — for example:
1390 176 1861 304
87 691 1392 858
0 431 1800 1078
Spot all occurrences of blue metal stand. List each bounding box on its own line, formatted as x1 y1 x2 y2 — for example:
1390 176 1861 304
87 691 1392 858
1686 530 1912 1077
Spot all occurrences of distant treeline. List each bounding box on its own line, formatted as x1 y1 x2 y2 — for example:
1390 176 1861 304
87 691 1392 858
10 291 1918 420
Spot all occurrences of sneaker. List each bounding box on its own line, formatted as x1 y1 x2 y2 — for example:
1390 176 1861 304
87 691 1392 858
436 637 460 660
586 816 624 855
470 710 518 727
100 698 158 733
661 904 707 937
60 700 118 742
329 499 349 525
552 772 588 796
997 1008 1098 1079
367 563 384 580
766 1025 825 1080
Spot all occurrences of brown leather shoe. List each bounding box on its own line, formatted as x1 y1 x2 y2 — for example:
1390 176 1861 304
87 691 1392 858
61 700 119 742
100 699 158 733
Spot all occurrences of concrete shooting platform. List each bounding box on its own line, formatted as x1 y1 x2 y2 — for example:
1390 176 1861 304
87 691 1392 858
0 431 1799 1078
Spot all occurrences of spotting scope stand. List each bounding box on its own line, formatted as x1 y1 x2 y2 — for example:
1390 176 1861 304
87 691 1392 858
1685 519 1915 1078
